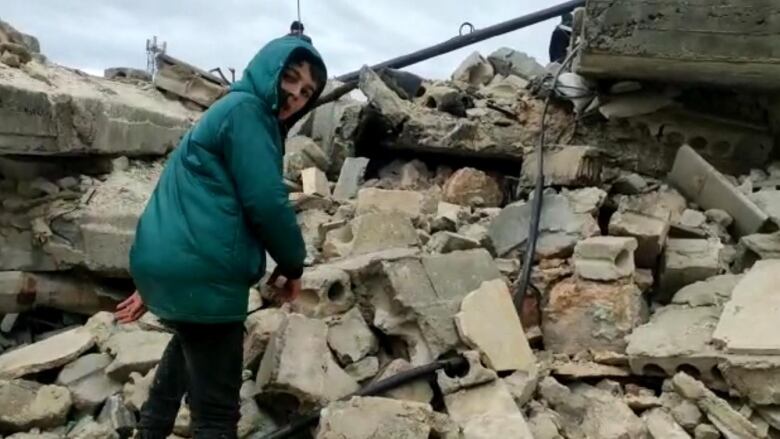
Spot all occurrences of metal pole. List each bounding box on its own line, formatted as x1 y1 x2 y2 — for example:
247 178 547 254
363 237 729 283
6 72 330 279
336 0 585 82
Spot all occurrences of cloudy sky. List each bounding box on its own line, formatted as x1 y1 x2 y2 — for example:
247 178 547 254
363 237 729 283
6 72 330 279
4 0 559 80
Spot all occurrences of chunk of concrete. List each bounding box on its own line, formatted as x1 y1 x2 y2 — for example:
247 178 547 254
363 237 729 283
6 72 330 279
573 236 638 281
356 188 425 219
455 279 535 372
461 414 535 439
452 52 495 86
0 271 123 315
326 308 379 366
543 277 646 354
673 372 767 439
104 329 172 382
67 416 119 439
122 367 155 412
489 194 600 258
659 239 723 302
714 260 780 354
643 408 692 439
670 145 768 236
694 424 721 439
323 212 419 260
0 380 71 433
344 357 379 383
734 232 780 272
153 53 226 107
97 394 136 435
294 266 355 318
257 314 358 406
55 353 121 412
316 396 437 439
374 359 434 404
436 351 498 396
671 274 742 307
301 167 331 198
444 379 523 424
522 146 603 187
719 356 780 406
243 308 288 371
284 136 330 181
0 327 95 379
569 383 649 439
488 47 545 80
609 203 671 268
0 59 196 156
333 157 369 201
442 168 502 208
426 231 482 254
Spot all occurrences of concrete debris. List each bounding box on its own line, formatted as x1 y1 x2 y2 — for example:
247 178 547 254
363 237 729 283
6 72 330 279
0 380 71 434
333 157 369 201
301 167 331 198
322 212 419 260
316 396 440 439
573 236 638 281
734 232 780 272
488 47 545 80
455 279 536 372
153 53 227 108
436 351 498 396
55 353 121 412
0 327 95 379
243 307 288 370
426 231 482 253
694 424 722 439
643 408 692 439
374 359 434 404
122 367 155 412
609 194 673 268
671 274 742 307
96 394 136 435
659 238 723 302
103 329 172 382
67 416 119 439
344 356 379 383
442 167 502 208
356 188 425 218
326 307 379 366
521 146 603 187
284 136 330 182
444 380 533 437
452 52 495 86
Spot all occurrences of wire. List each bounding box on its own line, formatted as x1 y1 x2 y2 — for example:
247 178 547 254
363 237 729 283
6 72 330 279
513 45 582 316
297 0 301 25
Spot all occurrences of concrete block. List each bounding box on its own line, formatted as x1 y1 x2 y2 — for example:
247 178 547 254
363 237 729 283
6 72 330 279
521 146 603 187
0 327 95 379
543 277 646 354
0 59 196 156
734 232 780 272
122 367 155 412
356 188 425 219
577 0 780 89
104 329 172 382
293 266 354 319
609 210 670 269
488 47 545 80
455 279 536 373
97 394 136 435
671 274 742 307
670 145 768 237
444 380 521 424
436 351 498 396
332 157 369 201
426 231 481 254
322 212 419 260
242 308 287 371
720 356 780 406
573 236 638 281
55 353 121 412
316 396 437 439
659 239 723 302
714 260 780 355
301 167 330 198
344 357 379 383
0 380 71 433
326 308 379 366
153 54 226 107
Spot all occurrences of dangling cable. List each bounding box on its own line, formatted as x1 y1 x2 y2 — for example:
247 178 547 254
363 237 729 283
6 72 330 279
297 0 302 25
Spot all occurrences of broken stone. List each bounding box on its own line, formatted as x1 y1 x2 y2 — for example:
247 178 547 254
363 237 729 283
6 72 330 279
461 413 535 439
326 308 379 366
153 53 226 107
489 194 600 258
543 277 646 354
257 313 358 406
432 201 468 232
503 368 540 407
670 145 768 236
0 327 95 379
375 359 434 404
659 239 723 302
323 211 419 259
316 396 438 439
355 188 425 219
122 367 155 412
436 351 498 395
565 187 608 215
243 307 288 371
488 47 545 80
333 157 369 201
452 52 495 86
680 209 707 229
55 353 121 412
521 146 603 187
673 372 766 439
609 202 671 268
444 380 532 438
613 173 649 195
301 167 330 198
0 380 71 433
552 360 631 379
67 416 119 439
104 329 172 382
172 402 191 437
570 383 648 439
670 398 703 432
694 424 721 439
643 408 692 439
713 260 780 354
734 232 780 272
455 279 535 372
573 236 637 281
527 402 565 439
671 274 742 307
96 394 135 436
442 168 502 208
426 231 482 254
344 356 379 383
719 356 780 407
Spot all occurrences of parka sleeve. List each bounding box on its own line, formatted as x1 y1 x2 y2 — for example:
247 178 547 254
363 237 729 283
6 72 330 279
221 102 306 279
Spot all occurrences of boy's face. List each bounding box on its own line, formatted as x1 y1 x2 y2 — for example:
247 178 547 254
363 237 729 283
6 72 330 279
278 61 317 121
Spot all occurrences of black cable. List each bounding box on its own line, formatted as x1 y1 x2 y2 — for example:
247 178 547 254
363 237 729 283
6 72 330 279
513 46 582 315
260 356 466 439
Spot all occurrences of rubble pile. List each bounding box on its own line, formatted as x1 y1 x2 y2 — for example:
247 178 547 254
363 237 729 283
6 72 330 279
2 3 780 437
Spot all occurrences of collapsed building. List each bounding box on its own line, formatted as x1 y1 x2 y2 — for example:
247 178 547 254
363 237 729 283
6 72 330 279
1 0 780 437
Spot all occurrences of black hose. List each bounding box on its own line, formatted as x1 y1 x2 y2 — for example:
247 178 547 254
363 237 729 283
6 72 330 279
513 47 582 315
336 0 585 82
260 355 466 439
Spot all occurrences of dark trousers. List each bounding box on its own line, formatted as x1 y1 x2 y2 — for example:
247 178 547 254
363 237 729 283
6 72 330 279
136 321 244 439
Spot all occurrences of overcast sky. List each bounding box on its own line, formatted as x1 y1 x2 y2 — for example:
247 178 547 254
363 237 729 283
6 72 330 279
4 0 558 81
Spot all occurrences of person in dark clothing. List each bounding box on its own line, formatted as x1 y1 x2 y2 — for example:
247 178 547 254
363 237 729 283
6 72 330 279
115 35 327 439
288 20 312 43
549 12 573 63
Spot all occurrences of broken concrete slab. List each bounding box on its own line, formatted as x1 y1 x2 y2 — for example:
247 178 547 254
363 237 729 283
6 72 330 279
122 367 155 412
671 274 743 307
461 414 535 439
96 394 136 436
573 236 637 281
643 408 692 439
345 356 379 383
426 231 482 254
67 416 119 439
488 193 600 258
257 313 358 406
455 279 535 372
734 232 780 272
609 205 671 268
316 396 438 439
444 379 523 424
0 327 95 379
103 329 171 382
374 359 434 404
670 145 769 237
714 260 780 355
659 239 723 302
0 380 71 434
552 360 631 380
572 383 649 439
521 146 603 187
488 47 545 80
673 372 767 439
719 356 780 406
543 277 646 354
442 167 502 208
294 265 355 318
355 188 425 219
153 53 226 108
243 307 288 371
694 424 721 439
301 167 330 198
326 308 379 366
332 157 369 201
55 353 121 412
323 212 419 260
452 52 495 86
0 59 197 156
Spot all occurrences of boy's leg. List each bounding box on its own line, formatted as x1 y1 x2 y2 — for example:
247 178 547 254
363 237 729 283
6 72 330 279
136 333 189 438
177 321 244 439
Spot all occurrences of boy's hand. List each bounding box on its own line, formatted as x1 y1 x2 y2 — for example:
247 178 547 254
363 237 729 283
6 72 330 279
267 268 301 303
115 291 147 324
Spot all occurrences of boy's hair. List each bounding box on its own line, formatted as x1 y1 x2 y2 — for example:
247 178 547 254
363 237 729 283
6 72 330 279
290 21 305 33
286 49 327 91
